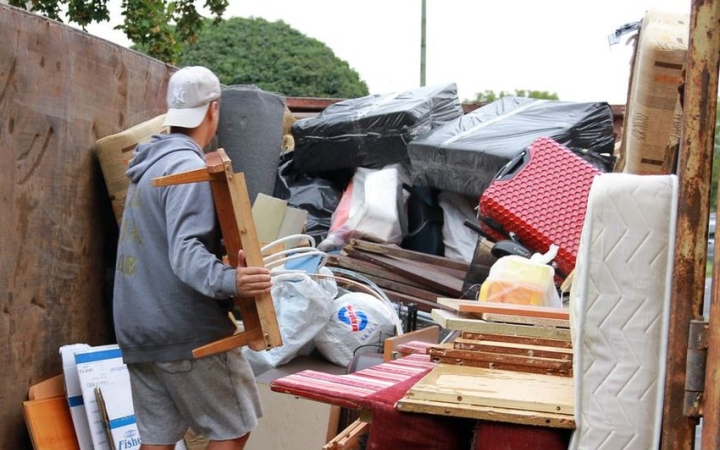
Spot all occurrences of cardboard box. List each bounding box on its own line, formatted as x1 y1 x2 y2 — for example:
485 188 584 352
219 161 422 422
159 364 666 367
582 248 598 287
60 344 94 450
252 193 308 246
74 344 128 450
73 344 186 450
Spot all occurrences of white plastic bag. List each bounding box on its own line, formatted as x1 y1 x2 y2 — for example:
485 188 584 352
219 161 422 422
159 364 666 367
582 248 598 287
242 267 337 375
318 164 407 251
313 292 399 368
478 245 561 308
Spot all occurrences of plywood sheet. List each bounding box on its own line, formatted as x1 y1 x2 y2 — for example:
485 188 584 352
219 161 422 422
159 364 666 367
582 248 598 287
481 313 569 329
432 309 571 341
401 364 574 415
437 298 570 320
395 397 575 429
450 339 573 360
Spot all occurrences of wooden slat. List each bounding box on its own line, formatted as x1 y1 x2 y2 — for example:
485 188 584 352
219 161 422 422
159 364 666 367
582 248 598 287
348 238 472 272
395 397 575 429
449 339 573 360
431 356 572 377
432 309 572 341
327 254 429 290
437 298 570 320
358 272 443 302
382 289 451 313
400 364 575 415
345 248 463 297
323 419 369 450
460 331 572 349
382 326 440 362
481 313 570 329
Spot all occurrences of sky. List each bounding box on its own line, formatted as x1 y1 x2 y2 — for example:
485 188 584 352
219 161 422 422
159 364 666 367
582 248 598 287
81 0 692 105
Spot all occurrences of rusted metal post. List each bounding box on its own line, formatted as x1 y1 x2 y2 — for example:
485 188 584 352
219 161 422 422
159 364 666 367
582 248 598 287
661 0 719 448
701 0 720 444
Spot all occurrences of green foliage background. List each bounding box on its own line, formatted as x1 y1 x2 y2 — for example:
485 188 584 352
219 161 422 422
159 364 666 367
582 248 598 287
9 0 229 63
171 17 369 98
466 89 560 103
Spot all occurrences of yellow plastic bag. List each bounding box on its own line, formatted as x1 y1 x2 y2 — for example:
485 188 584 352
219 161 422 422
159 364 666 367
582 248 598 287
478 245 561 307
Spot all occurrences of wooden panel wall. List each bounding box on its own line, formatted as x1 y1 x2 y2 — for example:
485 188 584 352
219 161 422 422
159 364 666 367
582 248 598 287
0 5 170 448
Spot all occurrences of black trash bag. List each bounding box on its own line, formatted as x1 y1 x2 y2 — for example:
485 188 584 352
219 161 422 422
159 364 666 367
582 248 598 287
409 96 616 197
273 151 349 243
400 185 445 256
292 83 464 174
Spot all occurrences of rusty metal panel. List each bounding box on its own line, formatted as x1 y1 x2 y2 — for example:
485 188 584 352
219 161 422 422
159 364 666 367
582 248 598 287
698 0 720 445
0 4 170 449
661 0 718 449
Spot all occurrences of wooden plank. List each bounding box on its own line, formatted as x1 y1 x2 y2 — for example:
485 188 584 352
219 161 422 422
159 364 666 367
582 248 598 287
336 420 370 450
401 364 574 415
327 254 429 290
437 298 570 321
431 356 572 377
345 248 463 297
449 339 573 360
460 331 572 348
395 398 575 429
431 309 572 341
383 326 440 362
480 313 570 329
359 273 442 302
349 238 472 272
382 289 452 313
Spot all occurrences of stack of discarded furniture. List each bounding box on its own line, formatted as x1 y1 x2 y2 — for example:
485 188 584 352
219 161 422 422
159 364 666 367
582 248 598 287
397 299 573 427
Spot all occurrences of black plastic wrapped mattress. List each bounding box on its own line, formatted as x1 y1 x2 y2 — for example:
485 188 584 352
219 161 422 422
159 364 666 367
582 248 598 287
408 97 616 197
291 82 464 173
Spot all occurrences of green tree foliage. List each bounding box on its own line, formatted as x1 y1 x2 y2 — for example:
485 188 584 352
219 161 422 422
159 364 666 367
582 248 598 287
169 17 369 98
467 89 559 103
8 0 228 63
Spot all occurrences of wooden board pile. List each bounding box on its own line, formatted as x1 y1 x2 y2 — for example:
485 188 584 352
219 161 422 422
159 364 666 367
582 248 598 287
430 298 572 377
395 299 576 429
326 239 474 313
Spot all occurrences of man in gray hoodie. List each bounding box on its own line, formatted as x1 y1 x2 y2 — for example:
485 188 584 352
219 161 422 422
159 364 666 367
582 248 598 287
113 66 271 450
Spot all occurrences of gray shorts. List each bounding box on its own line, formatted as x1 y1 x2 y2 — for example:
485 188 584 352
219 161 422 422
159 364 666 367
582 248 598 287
127 349 263 445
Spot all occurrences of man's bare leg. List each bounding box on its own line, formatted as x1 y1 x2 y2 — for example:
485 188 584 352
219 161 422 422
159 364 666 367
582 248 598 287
207 433 250 450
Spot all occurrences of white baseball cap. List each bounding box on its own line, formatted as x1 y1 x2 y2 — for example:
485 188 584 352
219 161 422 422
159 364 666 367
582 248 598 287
163 66 221 129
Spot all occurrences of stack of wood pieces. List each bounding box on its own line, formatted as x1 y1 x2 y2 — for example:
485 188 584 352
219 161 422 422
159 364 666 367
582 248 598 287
431 298 572 341
428 332 572 377
429 298 572 376
325 239 470 313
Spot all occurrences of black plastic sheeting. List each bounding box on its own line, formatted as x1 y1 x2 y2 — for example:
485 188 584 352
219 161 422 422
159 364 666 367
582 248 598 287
291 82 464 174
273 151 351 243
408 97 616 198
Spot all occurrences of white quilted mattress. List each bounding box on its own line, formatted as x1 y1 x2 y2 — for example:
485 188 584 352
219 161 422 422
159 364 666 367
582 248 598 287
569 173 678 449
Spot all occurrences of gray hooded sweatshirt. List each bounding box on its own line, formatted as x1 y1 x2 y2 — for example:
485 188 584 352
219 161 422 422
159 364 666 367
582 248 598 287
113 133 238 364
